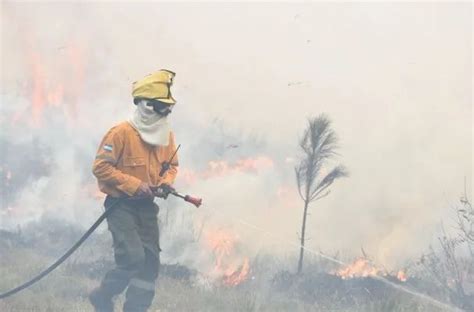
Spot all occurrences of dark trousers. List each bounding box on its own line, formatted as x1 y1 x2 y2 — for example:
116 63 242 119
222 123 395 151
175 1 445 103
98 196 161 312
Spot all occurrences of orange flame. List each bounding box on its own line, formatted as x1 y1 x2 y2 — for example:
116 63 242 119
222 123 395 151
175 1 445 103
334 258 408 282
335 258 384 279
397 269 407 282
14 43 86 127
181 156 274 185
29 51 47 126
205 228 250 286
223 258 250 286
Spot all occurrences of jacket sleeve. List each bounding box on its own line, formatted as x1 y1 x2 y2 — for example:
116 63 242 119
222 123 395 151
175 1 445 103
92 128 142 196
160 132 179 186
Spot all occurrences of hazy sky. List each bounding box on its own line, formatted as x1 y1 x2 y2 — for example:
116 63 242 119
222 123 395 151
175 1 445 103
1 2 472 267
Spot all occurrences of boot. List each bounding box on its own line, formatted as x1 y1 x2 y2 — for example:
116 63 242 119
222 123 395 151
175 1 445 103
122 285 155 312
89 287 114 312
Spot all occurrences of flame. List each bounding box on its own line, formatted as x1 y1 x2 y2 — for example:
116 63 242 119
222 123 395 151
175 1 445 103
397 269 407 282
223 258 250 286
30 51 44 125
335 258 384 279
28 50 67 126
181 156 274 185
334 258 408 282
204 228 250 286
13 43 87 126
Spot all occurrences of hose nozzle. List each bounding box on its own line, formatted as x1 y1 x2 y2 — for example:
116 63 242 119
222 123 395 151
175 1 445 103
184 195 202 208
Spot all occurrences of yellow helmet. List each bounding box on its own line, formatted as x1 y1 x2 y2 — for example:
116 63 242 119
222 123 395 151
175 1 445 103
132 69 176 104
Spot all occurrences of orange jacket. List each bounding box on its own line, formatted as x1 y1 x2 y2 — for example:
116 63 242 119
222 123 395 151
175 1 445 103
93 121 178 197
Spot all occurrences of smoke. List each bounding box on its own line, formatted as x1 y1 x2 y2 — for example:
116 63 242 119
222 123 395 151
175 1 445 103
0 2 472 268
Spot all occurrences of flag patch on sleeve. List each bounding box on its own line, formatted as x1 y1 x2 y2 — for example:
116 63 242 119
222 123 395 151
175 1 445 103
103 144 113 152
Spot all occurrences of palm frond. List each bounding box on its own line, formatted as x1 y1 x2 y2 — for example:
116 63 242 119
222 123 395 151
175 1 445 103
310 165 348 201
319 165 349 188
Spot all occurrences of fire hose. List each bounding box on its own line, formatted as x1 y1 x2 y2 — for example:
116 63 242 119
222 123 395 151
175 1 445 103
0 189 201 300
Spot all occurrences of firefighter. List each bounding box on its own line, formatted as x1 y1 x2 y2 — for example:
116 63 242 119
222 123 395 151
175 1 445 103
89 70 179 312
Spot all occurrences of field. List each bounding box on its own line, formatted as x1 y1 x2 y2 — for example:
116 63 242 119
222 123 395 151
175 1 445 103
1 219 471 312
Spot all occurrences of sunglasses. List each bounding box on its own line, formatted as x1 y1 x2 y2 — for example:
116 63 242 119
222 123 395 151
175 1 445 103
146 100 172 116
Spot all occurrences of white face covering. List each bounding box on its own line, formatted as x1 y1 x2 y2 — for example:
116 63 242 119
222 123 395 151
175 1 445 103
128 100 171 146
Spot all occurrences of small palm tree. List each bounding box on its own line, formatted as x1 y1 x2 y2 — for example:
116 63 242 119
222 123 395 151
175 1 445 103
295 114 348 274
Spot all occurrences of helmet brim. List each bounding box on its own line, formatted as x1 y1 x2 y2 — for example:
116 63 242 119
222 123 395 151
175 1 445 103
155 96 176 105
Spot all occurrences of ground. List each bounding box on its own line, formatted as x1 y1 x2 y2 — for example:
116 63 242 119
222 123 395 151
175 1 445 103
0 242 449 312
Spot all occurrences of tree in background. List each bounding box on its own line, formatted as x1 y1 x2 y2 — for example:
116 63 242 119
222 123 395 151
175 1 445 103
295 114 348 274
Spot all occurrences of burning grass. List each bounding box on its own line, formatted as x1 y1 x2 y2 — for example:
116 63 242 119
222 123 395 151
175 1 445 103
0 249 440 312
0 222 465 312
204 228 251 286
1 193 473 311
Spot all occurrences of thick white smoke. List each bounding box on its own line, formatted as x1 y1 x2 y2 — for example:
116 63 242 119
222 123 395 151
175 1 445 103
0 2 471 268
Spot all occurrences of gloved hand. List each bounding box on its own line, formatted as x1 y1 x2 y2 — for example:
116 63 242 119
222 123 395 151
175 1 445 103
154 184 175 199
135 182 154 198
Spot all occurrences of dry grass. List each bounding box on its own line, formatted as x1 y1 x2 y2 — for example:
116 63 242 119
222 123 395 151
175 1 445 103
0 246 448 312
